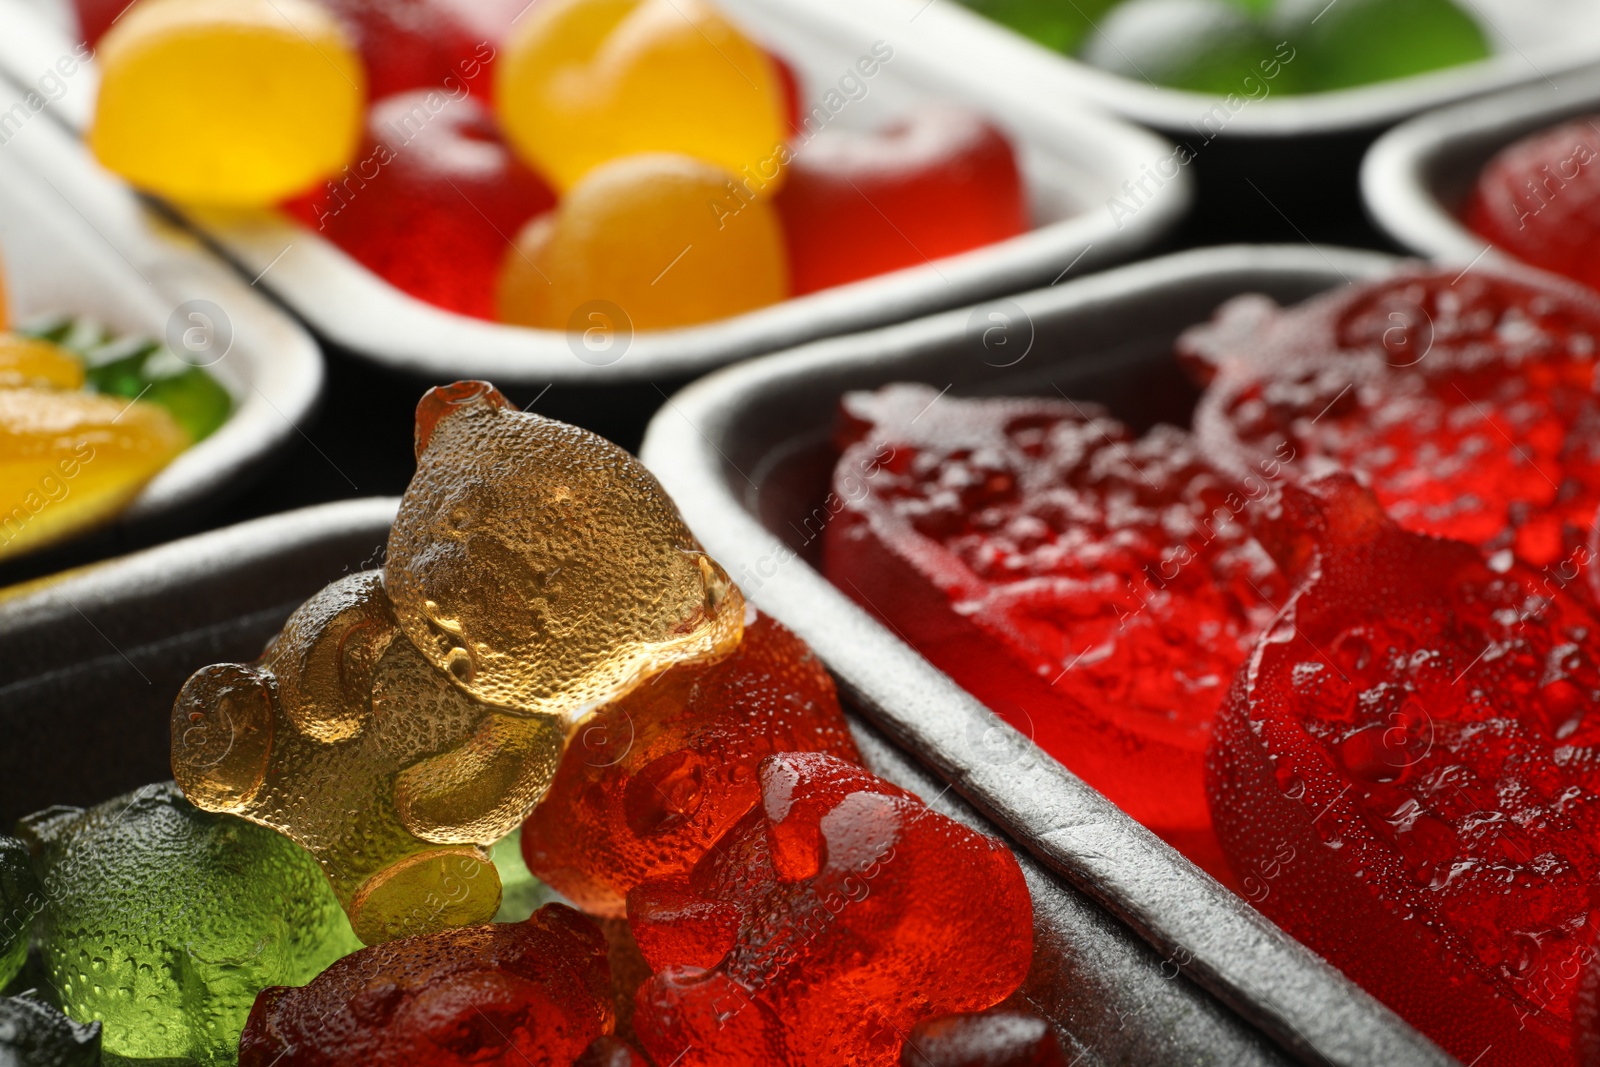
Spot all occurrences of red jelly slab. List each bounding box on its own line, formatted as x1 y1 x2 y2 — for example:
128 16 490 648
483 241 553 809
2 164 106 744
1207 474 1600 1067
521 610 861 918
902 1010 1070 1066
824 384 1283 876
282 90 556 320
1184 267 1600 570
629 753 1033 1067
1466 116 1600 295
317 0 499 100
775 104 1028 294
238 904 613 1067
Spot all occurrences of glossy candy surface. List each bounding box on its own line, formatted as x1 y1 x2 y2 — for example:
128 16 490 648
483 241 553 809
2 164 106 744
496 153 788 331
89 0 365 206
285 91 557 319
521 611 860 916
823 384 1281 875
1185 268 1600 570
0 835 38 989
18 784 357 1067
495 0 788 192
1207 475 1600 1067
901 1010 1070 1067
630 753 1033 1067
317 0 496 100
239 904 613 1067
1467 116 1600 295
777 105 1027 294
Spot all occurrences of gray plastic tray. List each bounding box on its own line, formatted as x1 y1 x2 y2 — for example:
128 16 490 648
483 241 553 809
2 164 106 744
638 243 1462 1066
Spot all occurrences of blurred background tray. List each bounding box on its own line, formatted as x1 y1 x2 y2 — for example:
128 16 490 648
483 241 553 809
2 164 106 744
639 243 1461 1066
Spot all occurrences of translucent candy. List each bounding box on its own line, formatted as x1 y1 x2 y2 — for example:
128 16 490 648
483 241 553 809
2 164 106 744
631 753 1034 1067
175 381 742 944
17 784 357 1067
824 384 1282 880
521 611 860 916
578 1035 651 1066
495 153 788 330
0 995 101 1067
0 388 189 561
495 0 788 192
239 904 613 1067
387 380 745 718
0 335 82 390
0 835 38 989
172 569 560 945
777 105 1027 295
901 1010 1070 1067
1208 475 1600 1067
89 0 365 206
316 0 496 100
1184 267 1600 569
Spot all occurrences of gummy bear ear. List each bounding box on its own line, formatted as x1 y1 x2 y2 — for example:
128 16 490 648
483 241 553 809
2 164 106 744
414 380 516 459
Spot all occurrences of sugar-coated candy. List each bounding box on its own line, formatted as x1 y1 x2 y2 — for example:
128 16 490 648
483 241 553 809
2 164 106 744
901 1010 1069 1067
1184 267 1600 569
175 381 742 943
631 753 1034 1067
17 784 357 1067
0 836 38 989
1207 475 1600 1067
824 384 1281 878
1467 116 1600 294
521 611 860 916
284 90 556 320
388 380 746 717
577 1035 651 1066
0 335 82 390
496 153 788 331
239 904 613 1067
316 0 496 100
89 0 365 206
0 995 101 1067
777 105 1027 294
496 0 788 192
0 388 188 561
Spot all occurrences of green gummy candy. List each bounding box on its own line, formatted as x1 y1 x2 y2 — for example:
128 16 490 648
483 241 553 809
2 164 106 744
0 835 40 990
20 783 359 1067
958 0 1120 55
0 995 102 1067
1080 0 1287 95
1274 0 1490 90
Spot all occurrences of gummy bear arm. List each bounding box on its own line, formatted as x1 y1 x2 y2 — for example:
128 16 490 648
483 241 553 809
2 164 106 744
393 711 565 845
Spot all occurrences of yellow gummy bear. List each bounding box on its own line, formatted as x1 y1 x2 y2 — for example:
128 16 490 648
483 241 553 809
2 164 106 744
496 153 788 331
0 388 188 561
173 382 745 944
496 0 788 193
89 0 365 207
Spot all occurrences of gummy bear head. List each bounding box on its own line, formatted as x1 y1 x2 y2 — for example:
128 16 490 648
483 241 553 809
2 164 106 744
386 382 745 724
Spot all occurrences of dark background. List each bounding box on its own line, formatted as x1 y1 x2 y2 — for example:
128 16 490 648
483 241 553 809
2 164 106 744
0 130 1398 586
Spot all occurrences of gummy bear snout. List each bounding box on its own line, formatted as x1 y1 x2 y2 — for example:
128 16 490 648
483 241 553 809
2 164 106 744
171 663 276 813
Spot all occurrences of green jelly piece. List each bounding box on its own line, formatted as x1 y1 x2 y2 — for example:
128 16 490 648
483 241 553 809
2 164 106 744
0 836 40 990
1080 0 1297 95
22 783 359 1067
1274 0 1489 90
958 0 1120 54
490 827 556 924
0 994 101 1067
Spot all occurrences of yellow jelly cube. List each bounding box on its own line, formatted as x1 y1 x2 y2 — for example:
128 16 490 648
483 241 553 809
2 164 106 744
497 153 788 332
0 389 188 560
89 0 365 207
0 335 84 391
496 0 788 193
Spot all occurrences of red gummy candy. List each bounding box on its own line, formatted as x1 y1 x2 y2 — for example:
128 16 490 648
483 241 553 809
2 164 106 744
823 384 1282 876
71 0 122 45
776 104 1027 294
1576 948 1600 1067
1466 116 1600 295
522 611 860 917
576 1035 651 1067
237 905 614 1067
901 1010 1069 1067
1184 267 1600 569
630 752 1034 1067
1207 474 1600 1067
283 90 556 319
316 0 498 100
